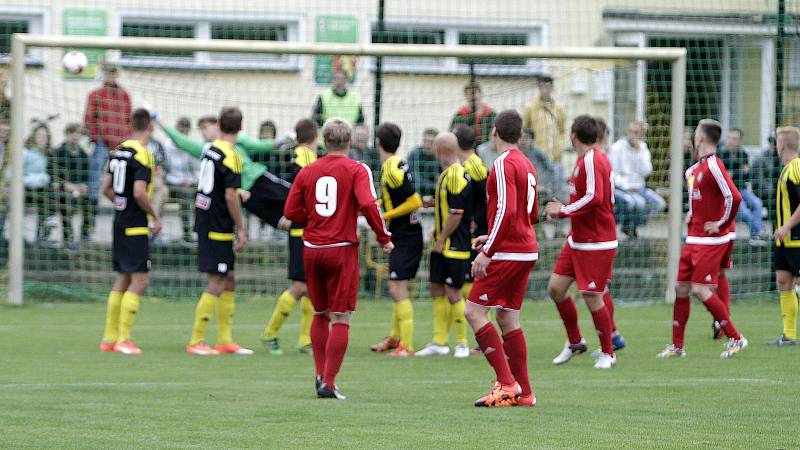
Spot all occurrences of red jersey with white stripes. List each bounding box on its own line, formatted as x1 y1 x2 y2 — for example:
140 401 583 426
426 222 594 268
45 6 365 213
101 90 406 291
559 148 617 250
685 154 741 244
481 147 539 260
284 154 391 247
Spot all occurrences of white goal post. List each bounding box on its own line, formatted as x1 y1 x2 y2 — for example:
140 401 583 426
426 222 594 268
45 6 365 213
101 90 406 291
6 34 687 306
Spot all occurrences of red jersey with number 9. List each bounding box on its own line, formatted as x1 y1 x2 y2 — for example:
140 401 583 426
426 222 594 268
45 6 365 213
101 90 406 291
283 154 391 247
481 147 539 260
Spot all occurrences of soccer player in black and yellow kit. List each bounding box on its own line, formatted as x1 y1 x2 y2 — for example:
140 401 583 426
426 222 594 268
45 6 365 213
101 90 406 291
369 122 424 356
771 126 800 346
99 108 161 355
417 132 473 358
187 107 252 356
261 119 319 355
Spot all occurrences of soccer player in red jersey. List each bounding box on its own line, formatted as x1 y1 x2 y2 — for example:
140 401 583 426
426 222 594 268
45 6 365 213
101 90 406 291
545 115 619 369
284 118 393 400
657 119 748 359
466 110 538 407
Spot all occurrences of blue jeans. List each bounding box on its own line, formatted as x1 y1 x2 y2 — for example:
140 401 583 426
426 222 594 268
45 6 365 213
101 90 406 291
615 188 666 230
738 188 764 236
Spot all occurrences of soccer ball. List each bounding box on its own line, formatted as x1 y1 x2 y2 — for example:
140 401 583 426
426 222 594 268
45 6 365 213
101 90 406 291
62 51 88 75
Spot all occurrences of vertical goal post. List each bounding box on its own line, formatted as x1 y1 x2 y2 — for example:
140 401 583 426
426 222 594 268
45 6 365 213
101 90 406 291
6 33 687 306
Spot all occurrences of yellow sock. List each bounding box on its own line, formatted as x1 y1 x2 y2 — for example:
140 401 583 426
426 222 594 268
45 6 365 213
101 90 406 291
298 296 313 347
216 291 235 345
117 291 141 343
263 290 298 338
102 291 123 343
461 282 473 301
432 296 450 345
389 302 400 339
396 299 414 349
190 292 217 346
780 290 798 340
451 299 468 345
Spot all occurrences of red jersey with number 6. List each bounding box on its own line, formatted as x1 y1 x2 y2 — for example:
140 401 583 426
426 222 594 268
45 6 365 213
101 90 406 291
559 148 617 250
283 154 391 247
481 147 539 260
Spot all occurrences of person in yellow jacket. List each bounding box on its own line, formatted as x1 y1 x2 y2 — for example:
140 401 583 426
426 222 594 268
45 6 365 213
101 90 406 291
523 75 566 163
313 69 364 127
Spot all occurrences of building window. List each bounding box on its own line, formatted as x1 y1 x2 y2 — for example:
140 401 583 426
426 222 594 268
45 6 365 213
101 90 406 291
0 9 47 65
368 19 545 76
0 19 28 56
117 13 302 71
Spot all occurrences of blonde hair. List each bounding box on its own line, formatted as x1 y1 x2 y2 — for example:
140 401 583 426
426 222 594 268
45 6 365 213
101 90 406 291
322 118 352 151
777 126 800 151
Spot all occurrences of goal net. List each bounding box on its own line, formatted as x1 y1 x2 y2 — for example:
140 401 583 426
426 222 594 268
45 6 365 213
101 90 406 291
0 3 781 305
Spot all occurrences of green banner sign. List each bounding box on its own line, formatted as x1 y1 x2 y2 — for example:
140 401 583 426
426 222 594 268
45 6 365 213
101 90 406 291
62 9 107 80
314 15 359 85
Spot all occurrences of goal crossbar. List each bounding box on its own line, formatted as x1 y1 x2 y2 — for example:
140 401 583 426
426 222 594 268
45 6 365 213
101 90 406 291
6 34 687 305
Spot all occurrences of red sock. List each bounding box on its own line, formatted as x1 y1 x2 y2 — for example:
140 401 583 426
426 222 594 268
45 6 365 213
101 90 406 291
310 315 330 377
322 323 350 388
673 297 690 349
502 328 531 396
590 307 614 355
718 272 730 315
603 290 618 333
475 323 515 386
702 293 741 340
555 297 582 344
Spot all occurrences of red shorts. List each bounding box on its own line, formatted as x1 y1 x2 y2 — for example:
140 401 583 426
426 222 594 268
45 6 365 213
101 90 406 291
721 241 734 270
677 243 729 286
552 243 615 294
468 260 535 311
303 244 359 314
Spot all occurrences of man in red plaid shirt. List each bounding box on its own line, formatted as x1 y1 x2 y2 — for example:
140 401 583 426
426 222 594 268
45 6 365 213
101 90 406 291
84 61 132 151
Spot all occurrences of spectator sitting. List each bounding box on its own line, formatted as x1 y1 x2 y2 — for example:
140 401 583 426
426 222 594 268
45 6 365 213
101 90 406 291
609 121 666 238
50 123 94 244
450 81 496 145
312 69 364 127
23 124 52 242
407 128 440 198
348 124 379 172
163 116 199 242
751 133 782 217
719 128 767 244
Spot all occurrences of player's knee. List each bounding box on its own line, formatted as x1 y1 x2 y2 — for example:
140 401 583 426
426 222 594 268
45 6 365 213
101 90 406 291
224 273 236 291
776 272 794 291
691 284 711 301
547 283 565 302
675 283 691 298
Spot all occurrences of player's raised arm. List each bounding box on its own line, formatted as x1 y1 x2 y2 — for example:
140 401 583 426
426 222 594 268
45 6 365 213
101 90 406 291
158 121 205 159
354 162 391 246
283 168 308 224
482 157 517 257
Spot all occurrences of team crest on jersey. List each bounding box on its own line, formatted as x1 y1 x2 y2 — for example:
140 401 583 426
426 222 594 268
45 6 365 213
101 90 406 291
113 196 127 211
195 193 211 210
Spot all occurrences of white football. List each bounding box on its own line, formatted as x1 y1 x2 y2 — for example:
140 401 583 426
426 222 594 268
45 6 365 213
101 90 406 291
62 51 88 75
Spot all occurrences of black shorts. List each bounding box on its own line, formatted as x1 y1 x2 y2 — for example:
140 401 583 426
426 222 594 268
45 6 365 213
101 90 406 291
775 246 800 276
243 173 289 228
389 233 423 281
112 226 150 273
429 251 470 289
288 234 305 281
198 230 235 275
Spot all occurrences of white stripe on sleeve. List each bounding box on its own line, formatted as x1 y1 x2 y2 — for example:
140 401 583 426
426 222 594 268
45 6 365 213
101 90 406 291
483 152 509 254
707 156 733 225
561 149 596 214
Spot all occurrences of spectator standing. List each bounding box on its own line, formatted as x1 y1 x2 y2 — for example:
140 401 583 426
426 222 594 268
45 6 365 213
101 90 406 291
23 124 52 242
407 128 439 198
719 128 766 244
450 81 496 145
312 69 364 127
752 134 782 217
523 75 566 163
348 124 379 172
163 117 199 242
50 123 94 244
609 121 666 238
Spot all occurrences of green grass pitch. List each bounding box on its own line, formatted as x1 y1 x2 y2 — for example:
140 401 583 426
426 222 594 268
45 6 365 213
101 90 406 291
1 298 797 449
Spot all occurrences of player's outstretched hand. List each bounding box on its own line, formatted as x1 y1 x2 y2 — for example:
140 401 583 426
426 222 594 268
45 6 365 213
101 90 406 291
544 201 562 221
472 235 488 251
382 241 394 254
471 251 490 279
150 216 162 236
775 224 790 241
235 228 248 251
703 221 720 235
277 216 292 231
